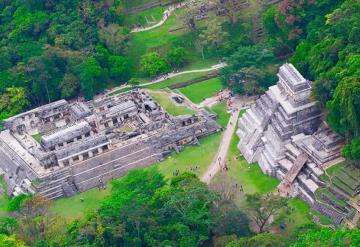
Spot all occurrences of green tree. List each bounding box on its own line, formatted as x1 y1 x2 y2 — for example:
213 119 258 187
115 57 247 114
222 44 275 95
327 75 360 141
148 173 220 247
140 52 171 77
342 136 360 162
0 234 26 247
166 47 188 68
219 0 239 25
60 73 80 99
0 87 29 121
108 55 131 81
7 195 31 212
227 233 284 247
76 57 107 100
245 193 288 233
128 78 140 88
291 228 360 247
225 66 267 95
98 24 129 55
0 218 18 236
211 201 251 238
199 19 229 54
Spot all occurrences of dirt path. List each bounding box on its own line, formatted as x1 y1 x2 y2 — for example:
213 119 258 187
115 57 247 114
104 63 226 97
131 2 187 33
201 107 241 184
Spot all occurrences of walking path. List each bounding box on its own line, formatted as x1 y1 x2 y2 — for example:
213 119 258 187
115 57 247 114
201 107 241 184
104 63 226 97
131 2 187 33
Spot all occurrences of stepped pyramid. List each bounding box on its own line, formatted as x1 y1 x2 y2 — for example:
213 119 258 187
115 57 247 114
237 63 322 176
237 63 350 225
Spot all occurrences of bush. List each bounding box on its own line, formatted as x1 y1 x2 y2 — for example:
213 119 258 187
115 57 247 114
140 52 171 77
7 194 31 212
166 47 188 68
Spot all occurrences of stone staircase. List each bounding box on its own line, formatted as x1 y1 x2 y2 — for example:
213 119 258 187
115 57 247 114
278 152 308 196
71 140 162 192
36 169 72 200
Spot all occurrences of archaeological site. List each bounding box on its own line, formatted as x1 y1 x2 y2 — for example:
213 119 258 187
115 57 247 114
0 90 221 199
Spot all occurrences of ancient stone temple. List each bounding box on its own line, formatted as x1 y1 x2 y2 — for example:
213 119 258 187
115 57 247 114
0 89 221 199
237 63 352 225
238 63 323 172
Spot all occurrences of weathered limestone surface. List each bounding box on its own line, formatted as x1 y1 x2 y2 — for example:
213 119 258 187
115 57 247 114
0 89 221 199
237 63 348 224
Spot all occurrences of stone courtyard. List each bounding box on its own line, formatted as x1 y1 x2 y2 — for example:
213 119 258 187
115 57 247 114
0 89 221 199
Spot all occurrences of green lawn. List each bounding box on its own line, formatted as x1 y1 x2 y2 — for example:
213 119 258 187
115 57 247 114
210 128 328 233
51 184 112 220
0 176 10 214
215 130 279 197
125 6 166 28
127 8 185 73
179 77 223 104
274 197 312 235
155 132 222 179
51 131 223 219
32 133 43 143
109 71 218 96
127 8 218 76
209 102 231 128
311 209 334 225
145 71 215 90
147 89 195 116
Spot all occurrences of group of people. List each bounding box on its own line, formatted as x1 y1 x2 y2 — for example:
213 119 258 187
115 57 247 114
234 183 244 192
152 73 172 82
172 169 180 176
172 165 200 176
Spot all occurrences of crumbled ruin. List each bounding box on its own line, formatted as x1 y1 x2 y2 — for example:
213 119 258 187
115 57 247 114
0 89 221 199
237 63 359 225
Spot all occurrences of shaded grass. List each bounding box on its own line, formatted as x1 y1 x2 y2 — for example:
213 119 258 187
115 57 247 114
179 77 223 103
147 89 194 116
51 184 112 220
155 132 222 179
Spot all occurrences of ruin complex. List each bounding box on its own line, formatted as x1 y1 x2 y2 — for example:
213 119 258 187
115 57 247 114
237 63 360 225
0 89 221 199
